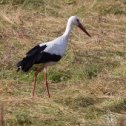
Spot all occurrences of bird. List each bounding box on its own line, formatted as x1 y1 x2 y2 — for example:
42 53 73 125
17 16 91 98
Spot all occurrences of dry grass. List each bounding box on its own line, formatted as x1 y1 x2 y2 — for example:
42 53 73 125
0 0 126 125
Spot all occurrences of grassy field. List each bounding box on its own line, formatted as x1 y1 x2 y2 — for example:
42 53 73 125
0 0 126 125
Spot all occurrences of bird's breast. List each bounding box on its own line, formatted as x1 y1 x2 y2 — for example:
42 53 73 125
33 61 57 69
45 61 57 67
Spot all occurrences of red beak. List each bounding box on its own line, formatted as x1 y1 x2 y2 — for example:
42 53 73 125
78 23 91 37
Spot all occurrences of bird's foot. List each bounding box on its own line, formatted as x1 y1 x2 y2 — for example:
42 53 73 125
31 92 39 99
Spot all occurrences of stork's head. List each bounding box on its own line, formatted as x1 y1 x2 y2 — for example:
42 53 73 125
68 16 91 37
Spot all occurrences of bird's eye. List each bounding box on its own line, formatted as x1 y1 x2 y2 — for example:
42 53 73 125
76 19 79 22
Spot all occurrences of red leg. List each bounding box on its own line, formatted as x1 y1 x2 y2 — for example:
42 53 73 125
32 71 38 97
44 68 50 98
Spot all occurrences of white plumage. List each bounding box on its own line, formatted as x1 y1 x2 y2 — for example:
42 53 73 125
40 36 67 56
17 16 91 98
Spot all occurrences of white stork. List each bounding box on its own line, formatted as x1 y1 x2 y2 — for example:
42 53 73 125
17 16 91 98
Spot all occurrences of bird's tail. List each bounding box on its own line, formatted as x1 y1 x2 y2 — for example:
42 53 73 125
17 56 34 72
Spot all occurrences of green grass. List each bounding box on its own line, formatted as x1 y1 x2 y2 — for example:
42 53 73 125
100 4 126 15
0 0 126 125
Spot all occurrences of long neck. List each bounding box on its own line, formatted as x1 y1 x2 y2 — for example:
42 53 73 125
63 20 73 38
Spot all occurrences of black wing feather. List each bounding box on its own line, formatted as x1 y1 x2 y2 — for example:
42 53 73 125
17 44 47 72
17 44 62 72
26 44 47 57
34 52 62 64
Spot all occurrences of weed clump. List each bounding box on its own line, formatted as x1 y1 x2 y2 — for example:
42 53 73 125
100 4 126 15
48 69 71 83
85 64 102 79
14 111 33 125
